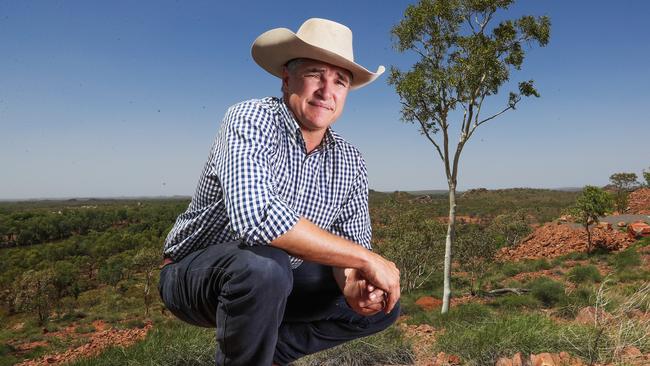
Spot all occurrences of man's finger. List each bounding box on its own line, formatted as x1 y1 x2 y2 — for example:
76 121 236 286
367 287 384 302
385 286 400 314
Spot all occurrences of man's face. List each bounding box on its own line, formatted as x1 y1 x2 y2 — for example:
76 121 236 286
283 59 351 134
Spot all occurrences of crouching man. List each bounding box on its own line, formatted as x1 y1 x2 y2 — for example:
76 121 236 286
159 18 401 366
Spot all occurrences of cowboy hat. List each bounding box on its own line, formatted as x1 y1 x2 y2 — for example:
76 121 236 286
251 18 385 90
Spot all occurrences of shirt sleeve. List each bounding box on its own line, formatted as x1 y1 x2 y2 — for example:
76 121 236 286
329 154 372 250
211 101 300 246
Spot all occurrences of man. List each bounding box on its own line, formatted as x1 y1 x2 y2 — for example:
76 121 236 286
159 18 401 366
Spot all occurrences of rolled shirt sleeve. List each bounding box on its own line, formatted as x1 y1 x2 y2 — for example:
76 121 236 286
212 102 300 246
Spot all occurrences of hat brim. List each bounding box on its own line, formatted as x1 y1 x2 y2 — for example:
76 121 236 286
251 28 385 90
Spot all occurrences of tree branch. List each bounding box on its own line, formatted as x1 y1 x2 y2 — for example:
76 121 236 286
479 11 494 34
467 102 516 141
487 288 531 296
415 114 446 163
399 101 445 163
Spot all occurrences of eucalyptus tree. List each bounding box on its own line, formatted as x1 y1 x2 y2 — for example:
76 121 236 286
572 186 613 253
389 0 550 313
609 172 639 212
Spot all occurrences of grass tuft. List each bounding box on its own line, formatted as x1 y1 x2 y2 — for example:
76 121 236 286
529 278 566 307
567 265 602 284
435 313 579 366
294 326 413 366
612 248 642 271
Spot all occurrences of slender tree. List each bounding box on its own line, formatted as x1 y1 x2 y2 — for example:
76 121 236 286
572 186 613 253
390 0 550 313
609 172 638 212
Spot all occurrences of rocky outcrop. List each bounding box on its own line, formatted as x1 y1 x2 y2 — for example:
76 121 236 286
497 223 634 261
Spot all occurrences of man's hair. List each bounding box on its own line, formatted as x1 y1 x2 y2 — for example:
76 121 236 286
281 58 304 94
285 58 305 74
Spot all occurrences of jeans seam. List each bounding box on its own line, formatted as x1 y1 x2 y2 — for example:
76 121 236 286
219 279 231 365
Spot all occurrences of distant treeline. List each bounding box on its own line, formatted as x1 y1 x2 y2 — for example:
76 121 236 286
0 199 189 248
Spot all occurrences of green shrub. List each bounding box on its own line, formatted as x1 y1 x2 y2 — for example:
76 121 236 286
612 248 642 271
0 343 14 357
529 259 552 271
408 302 493 327
500 262 525 277
557 286 594 319
489 294 541 310
567 265 602 284
561 252 589 261
616 269 650 283
435 313 571 365
529 278 566 307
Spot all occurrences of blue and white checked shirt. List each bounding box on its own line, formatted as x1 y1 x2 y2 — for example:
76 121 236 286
163 97 372 268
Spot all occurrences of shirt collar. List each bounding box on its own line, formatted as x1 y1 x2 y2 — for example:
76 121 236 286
277 97 338 151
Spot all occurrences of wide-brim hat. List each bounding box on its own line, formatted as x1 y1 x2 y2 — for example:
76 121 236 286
251 18 385 90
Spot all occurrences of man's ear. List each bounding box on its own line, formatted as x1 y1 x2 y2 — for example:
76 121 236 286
281 67 290 92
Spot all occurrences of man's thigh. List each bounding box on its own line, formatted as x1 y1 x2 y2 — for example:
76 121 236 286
159 241 292 327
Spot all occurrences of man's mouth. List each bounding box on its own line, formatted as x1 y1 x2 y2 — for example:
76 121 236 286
309 101 334 111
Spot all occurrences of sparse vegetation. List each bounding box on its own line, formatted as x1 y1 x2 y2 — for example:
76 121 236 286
435 313 580 365
3 187 649 365
529 277 566 307
567 265 602 284
294 326 414 366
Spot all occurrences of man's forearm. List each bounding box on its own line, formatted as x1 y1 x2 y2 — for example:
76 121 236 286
270 217 372 270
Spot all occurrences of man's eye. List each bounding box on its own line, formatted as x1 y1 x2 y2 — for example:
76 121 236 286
337 80 349 87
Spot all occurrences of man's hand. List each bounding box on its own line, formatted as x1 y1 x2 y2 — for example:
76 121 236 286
342 269 386 316
272 218 401 313
358 252 400 314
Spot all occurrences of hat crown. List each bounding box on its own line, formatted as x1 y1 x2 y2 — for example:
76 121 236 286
296 18 354 62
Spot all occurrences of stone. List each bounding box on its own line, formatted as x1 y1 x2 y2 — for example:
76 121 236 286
433 352 461 365
530 352 559 366
512 352 525 366
415 296 442 311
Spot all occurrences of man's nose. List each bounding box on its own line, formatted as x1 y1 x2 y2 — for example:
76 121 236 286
316 79 334 99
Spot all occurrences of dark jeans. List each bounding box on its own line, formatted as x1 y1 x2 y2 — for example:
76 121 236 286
159 241 400 366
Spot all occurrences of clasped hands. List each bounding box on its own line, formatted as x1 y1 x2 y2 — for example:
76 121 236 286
342 269 392 316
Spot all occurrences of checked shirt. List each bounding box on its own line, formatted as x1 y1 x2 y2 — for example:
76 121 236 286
163 97 372 268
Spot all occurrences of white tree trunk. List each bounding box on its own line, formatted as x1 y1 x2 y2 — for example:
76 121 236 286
441 185 456 314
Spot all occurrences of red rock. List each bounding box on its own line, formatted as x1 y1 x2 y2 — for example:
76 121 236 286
433 351 461 365
415 296 442 311
512 352 525 366
530 352 559 366
495 357 513 366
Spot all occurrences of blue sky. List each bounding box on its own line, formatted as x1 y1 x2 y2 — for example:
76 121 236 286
1 1 649 199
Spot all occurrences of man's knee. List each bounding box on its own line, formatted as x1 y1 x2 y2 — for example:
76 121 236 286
235 245 293 297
